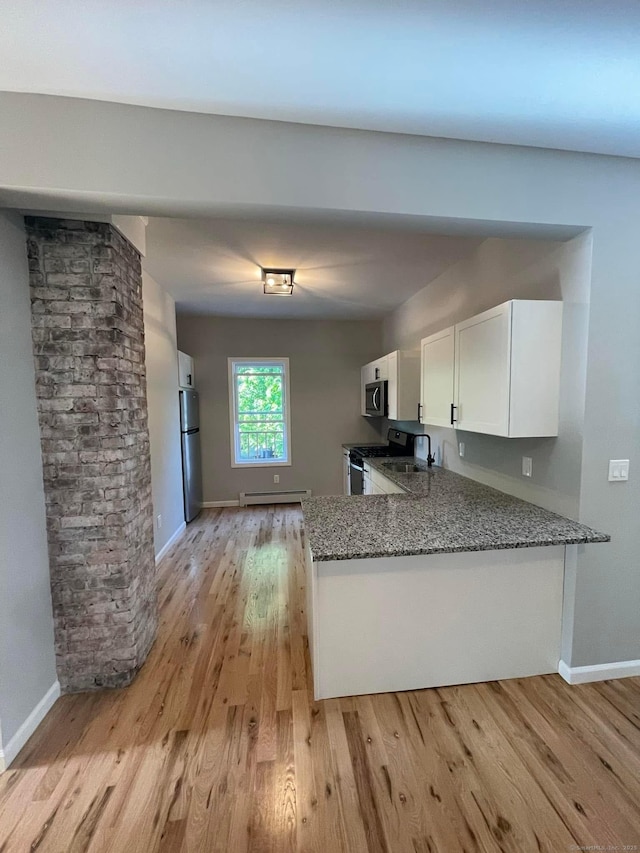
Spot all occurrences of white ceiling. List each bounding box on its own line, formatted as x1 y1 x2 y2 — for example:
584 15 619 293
1 0 640 158
144 215 483 319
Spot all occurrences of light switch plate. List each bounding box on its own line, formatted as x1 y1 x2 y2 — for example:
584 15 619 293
459 442 465 458
273 474 280 484
608 459 629 482
522 456 533 478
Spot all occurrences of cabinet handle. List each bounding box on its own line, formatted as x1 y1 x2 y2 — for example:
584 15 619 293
375 367 380 380
187 374 192 386
450 403 457 425
417 403 423 423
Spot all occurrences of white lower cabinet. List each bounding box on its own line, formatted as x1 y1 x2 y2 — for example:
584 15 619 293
342 449 351 495
365 464 406 495
363 463 372 495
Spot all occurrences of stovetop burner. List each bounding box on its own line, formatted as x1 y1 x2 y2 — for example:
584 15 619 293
350 445 399 458
349 429 418 460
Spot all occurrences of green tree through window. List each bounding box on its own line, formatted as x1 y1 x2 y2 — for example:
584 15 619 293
229 359 291 465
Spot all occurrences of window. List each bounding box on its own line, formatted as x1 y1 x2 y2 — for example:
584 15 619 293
228 358 291 467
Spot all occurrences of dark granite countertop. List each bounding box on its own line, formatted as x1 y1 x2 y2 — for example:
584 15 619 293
303 457 610 562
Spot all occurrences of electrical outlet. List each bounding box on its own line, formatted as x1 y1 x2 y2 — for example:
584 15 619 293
273 474 280 484
522 457 533 478
608 459 630 482
459 442 465 458
156 514 162 529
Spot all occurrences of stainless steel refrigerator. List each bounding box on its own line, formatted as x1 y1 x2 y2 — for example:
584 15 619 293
179 390 203 523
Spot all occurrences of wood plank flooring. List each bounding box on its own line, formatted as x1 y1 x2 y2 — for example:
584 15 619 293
1 506 639 852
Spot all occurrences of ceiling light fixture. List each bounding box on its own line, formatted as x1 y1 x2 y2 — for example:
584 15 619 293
261 267 295 296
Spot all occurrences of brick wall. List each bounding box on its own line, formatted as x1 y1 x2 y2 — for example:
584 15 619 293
26 217 157 692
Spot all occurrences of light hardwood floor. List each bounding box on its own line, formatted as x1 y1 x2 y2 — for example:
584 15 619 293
1 506 639 852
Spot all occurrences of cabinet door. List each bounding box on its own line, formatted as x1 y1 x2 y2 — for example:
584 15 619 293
386 352 398 420
454 303 511 436
370 468 406 495
362 363 377 384
178 351 194 389
343 450 351 495
380 477 405 495
363 465 371 495
420 328 455 427
372 356 389 382
369 478 386 495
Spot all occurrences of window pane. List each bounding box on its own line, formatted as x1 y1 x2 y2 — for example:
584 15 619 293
237 374 283 414
237 412 282 423
235 365 284 375
237 427 285 461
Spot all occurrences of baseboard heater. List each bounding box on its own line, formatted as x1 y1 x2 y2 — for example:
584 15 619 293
239 489 311 506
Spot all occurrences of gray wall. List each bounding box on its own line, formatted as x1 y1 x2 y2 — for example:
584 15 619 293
176 316 384 502
0 212 57 751
383 234 593 520
142 271 185 556
1 93 639 668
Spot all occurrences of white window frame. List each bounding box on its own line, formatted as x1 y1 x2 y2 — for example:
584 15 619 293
228 357 292 468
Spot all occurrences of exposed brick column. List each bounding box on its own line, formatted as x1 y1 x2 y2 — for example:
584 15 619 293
26 217 157 692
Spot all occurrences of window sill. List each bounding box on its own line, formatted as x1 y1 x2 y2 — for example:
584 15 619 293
231 460 292 469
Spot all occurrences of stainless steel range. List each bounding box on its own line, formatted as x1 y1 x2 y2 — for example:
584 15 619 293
349 429 417 495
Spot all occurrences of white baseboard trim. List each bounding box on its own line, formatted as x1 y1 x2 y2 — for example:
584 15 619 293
559 658 640 684
0 680 61 771
202 500 240 508
155 521 186 564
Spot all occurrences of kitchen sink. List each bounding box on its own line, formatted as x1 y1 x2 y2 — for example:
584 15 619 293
382 462 422 474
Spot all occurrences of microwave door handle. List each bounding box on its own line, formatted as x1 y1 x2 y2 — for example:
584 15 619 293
373 387 380 411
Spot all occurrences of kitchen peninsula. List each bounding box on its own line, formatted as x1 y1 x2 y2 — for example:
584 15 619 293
303 460 609 700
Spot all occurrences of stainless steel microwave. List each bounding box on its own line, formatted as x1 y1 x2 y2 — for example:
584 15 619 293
364 380 387 417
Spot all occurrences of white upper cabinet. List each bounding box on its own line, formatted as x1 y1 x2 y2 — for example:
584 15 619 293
178 350 195 389
419 300 563 438
419 327 455 428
